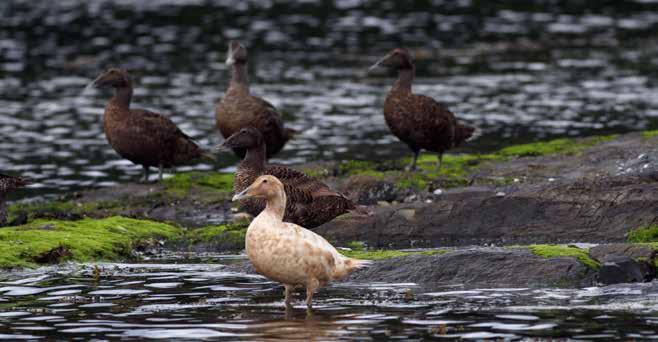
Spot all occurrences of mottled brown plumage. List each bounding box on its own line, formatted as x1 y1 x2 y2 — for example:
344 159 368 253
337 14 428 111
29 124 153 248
215 41 295 158
0 174 29 227
221 127 354 228
371 48 475 170
93 68 215 181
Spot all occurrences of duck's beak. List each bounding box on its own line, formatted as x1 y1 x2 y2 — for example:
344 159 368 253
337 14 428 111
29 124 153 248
215 140 231 152
225 44 236 66
90 73 107 88
232 187 251 201
368 53 389 73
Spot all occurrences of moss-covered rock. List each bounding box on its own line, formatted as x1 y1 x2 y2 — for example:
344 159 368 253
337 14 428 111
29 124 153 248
176 221 248 251
162 171 233 198
338 241 447 260
0 216 182 268
529 244 600 269
627 224 658 243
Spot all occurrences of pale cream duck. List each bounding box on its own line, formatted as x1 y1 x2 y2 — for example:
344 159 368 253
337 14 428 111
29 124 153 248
233 175 370 310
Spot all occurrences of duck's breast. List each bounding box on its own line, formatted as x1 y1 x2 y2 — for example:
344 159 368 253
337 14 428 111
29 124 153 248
245 217 334 286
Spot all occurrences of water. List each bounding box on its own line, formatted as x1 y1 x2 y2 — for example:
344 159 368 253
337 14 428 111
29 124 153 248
0 255 656 340
1 1 658 195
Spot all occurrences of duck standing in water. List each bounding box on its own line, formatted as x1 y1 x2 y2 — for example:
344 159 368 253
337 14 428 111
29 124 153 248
215 41 296 158
0 174 29 226
233 175 370 310
92 68 215 182
370 48 475 171
220 127 355 228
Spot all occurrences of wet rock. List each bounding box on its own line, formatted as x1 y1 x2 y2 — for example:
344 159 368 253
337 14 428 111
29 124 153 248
590 244 656 282
317 176 658 248
348 248 595 289
597 255 646 285
344 176 399 204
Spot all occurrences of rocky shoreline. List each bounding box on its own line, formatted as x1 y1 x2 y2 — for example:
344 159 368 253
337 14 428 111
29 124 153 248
1 130 657 289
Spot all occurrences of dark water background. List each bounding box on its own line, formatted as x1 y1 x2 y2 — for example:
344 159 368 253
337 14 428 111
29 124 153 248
0 255 657 341
2 0 658 195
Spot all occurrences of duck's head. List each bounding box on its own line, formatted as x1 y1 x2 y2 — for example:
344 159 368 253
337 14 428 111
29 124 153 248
369 48 414 71
217 127 263 151
232 175 283 201
92 68 132 88
225 40 248 66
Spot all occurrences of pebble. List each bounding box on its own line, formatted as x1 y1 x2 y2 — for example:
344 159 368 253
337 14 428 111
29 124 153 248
433 189 443 196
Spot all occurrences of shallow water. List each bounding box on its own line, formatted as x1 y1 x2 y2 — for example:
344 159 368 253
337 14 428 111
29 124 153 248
1 1 658 195
0 255 657 340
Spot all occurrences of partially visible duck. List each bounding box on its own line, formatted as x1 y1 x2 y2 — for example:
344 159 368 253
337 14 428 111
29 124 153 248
233 175 370 310
220 127 355 228
92 68 215 181
0 174 29 226
370 48 475 171
215 41 296 158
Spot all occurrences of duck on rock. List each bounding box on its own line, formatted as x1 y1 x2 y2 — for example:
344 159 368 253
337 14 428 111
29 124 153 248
215 41 296 159
370 48 475 171
233 175 370 311
92 68 215 182
0 174 29 227
220 127 355 228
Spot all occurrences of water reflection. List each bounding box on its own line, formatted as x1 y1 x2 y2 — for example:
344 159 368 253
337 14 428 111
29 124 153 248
1 0 658 196
0 257 656 340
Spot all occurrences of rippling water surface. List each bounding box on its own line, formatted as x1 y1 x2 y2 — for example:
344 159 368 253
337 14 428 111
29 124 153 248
1 0 658 195
0 255 656 340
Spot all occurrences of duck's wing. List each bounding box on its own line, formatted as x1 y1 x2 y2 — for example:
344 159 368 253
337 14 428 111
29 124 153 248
265 165 347 200
410 94 456 131
130 109 195 142
282 222 369 280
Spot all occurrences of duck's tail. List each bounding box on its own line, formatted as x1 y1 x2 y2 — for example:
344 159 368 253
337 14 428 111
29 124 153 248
454 123 476 146
333 256 372 280
285 127 300 141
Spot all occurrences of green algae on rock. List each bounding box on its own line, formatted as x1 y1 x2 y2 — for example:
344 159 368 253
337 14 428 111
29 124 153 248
162 172 233 198
338 241 447 260
529 244 600 269
177 222 249 251
0 216 182 269
627 224 658 243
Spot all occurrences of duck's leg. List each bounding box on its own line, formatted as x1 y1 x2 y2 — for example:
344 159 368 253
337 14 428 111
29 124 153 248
0 200 7 227
406 150 419 171
158 164 164 182
284 284 293 309
141 166 150 183
436 152 444 172
305 278 319 312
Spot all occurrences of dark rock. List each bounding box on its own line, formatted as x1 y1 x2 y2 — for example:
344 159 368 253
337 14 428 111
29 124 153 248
226 248 596 289
597 255 646 285
347 248 595 289
317 176 658 248
590 244 656 282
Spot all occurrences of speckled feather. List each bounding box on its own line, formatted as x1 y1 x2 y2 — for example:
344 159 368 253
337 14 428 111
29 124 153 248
216 88 291 158
100 71 207 169
225 128 354 228
378 49 474 157
242 176 369 299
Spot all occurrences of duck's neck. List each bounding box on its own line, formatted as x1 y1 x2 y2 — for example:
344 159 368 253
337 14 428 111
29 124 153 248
240 143 266 170
229 62 249 93
392 66 414 93
110 86 133 111
264 192 286 221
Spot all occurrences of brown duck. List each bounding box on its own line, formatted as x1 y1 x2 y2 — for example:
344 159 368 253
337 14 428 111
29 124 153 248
0 174 29 227
371 48 475 170
92 68 215 181
215 41 296 158
220 127 354 228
